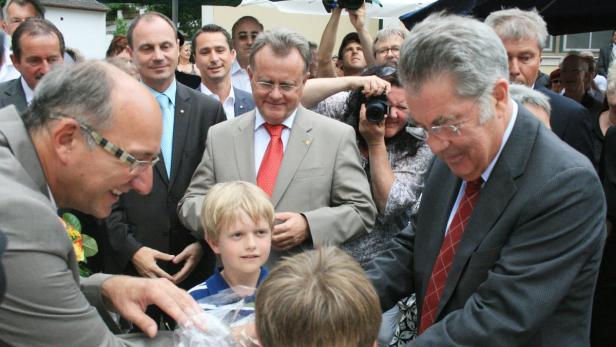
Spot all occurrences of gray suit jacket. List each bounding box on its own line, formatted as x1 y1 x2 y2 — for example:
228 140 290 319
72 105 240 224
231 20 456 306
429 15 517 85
233 86 255 117
0 77 27 113
0 105 171 346
366 105 606 346
178 106 376 265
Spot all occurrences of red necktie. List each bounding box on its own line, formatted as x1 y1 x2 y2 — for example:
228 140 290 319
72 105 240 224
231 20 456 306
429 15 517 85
418 178 483 334
257 123 284 196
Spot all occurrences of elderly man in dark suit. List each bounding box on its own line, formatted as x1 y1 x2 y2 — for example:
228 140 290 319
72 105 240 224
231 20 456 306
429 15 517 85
104 12 225 327
0 17 63 113
485 8 596 168
193 24 255 119
597 30 615 77
366 13 605 346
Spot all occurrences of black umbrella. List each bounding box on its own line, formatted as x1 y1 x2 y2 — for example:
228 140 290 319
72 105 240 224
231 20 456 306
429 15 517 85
400 0 616 35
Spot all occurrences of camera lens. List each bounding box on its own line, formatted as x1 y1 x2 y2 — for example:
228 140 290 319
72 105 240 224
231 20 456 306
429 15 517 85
364 93 388 123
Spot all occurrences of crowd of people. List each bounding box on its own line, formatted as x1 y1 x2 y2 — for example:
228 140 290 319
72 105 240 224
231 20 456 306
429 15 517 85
0 0 614 346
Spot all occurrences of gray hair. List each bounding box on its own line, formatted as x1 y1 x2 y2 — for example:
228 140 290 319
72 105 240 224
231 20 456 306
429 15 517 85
2 0 45 21
23 61 115 146
509 83 551 116
399 13 509 122
484 8 548 50
249 28 310 74
607 60 616 97
373 27 408 52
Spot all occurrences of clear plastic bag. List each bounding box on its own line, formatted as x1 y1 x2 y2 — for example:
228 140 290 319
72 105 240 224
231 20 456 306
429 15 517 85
174 287 259 347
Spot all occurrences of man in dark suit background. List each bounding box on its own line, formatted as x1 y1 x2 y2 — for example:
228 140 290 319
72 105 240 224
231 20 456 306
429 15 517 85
366 13 605 345
485 8 596 167
104 12 225 327
193 24 255 119
0 17 63 113
597 29 615 77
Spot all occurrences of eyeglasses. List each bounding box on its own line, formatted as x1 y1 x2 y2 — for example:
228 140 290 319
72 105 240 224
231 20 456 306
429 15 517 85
49 115 160 175
375 46 400 56
255 80 300 93
406 119 470 141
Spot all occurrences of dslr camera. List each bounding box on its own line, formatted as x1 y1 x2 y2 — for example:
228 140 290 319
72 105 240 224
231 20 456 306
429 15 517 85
322 0 365 12
364 93 388 123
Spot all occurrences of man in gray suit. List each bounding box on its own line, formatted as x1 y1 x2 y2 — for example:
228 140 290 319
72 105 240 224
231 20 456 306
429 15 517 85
193 24 255 119
366 14 605 345
179 28 376 265
0 17 63 113
0 61 203 345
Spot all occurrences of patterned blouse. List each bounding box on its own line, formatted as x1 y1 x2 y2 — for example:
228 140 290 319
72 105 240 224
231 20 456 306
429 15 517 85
313 93 433 266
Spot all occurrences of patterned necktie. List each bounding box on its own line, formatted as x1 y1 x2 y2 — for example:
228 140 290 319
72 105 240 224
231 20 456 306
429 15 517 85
156 93 174 178
418 178 483 334
257 123 284 196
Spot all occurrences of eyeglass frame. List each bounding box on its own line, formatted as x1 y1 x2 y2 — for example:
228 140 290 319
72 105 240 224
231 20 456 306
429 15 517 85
375 46 401 56
254 80 302 93
48 114 160 175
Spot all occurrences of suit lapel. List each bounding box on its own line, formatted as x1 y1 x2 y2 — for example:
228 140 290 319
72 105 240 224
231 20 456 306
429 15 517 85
233 111 256 182
169 85 190 188
271 107 313 207
4 79 28 113
434 104 536 319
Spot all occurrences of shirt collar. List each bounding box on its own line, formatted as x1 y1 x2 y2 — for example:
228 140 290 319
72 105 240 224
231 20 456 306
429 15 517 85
200 82 235 103
231 59 243 75
480 101 518 182
20 77 34 104
254 107 297 130
145 79 177 106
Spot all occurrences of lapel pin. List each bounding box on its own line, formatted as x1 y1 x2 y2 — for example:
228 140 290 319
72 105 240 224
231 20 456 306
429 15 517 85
180 109 185 114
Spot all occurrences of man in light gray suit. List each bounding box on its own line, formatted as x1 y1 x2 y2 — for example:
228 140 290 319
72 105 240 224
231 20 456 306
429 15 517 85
0 17 64 113
0 61 203 345
179 28 376 265
193 23 255 119
366 14 605 345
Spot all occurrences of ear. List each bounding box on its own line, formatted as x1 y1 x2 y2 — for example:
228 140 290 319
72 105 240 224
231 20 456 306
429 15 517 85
230 48 237 61
205 236 220 255
126 46 134 59
10 52 17 68
492 78 509 115
50 118 83 165
247 65 254 81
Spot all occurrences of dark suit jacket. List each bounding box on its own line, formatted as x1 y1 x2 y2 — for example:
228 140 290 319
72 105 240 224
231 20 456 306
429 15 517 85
597 45 613 77
535 85 596 166
105 82 226 290
0 78 27 114
233 86 255 117
367 105 606 346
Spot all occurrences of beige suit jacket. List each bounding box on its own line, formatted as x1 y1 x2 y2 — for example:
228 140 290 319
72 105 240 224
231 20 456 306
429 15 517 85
178 106 376 264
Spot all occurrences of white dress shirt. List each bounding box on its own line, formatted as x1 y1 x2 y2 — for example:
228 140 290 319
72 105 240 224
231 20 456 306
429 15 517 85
199 82 236 120
231 59 252 94
21 77 34 105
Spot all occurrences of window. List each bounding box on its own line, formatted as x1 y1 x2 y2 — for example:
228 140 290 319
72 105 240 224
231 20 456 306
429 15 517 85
561 30 612 52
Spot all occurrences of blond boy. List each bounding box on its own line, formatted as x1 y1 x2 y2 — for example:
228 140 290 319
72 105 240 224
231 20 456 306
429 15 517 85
187 181 273 302
256 246 382 347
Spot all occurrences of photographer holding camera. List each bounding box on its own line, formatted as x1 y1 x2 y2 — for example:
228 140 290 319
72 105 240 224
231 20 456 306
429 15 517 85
340 65 432 266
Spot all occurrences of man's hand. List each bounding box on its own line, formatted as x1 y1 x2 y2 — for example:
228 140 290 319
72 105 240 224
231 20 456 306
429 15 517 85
131 246 174 281
348 2 366 31
172 242 204 284
101 276 205 338
271 212 309 251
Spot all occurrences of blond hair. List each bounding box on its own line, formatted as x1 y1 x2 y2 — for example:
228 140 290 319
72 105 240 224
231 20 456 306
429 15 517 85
255 246 381 347
201 181 274 241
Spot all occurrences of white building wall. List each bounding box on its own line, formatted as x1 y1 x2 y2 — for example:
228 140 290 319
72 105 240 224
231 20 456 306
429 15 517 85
45 7 107 60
